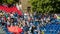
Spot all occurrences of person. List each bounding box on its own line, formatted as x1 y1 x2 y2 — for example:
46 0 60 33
50 14 60 24
40 15 46 26
31 25 37 34
23 23 29 34
16 2 22 10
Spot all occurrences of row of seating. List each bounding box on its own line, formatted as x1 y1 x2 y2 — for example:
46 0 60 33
40 23 60 34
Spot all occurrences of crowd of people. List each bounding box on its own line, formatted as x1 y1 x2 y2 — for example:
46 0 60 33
0 10 60 34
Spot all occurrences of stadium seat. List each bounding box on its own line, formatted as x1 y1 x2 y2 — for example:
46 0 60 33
40 23 60 34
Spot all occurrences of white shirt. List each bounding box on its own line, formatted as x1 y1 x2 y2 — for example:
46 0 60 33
16 4 22 10
16 4 20 10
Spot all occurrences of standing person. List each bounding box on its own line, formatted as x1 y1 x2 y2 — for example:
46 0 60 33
16 2 22 10
24 11 29 21
23 11 30 26
10 18 14 26
40 15 46 26
23 23 29 34
0 13 3 26
31 25 37 34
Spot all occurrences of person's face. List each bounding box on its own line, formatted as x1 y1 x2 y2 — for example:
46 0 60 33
10 19 14 23
54 15 57 19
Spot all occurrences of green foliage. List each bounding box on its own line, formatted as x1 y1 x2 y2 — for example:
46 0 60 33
7 0 14 4
0 0 3 4
0 0 19 4
30 0 60 13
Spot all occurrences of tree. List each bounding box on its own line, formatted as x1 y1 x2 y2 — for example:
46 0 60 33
6 0 14 4
30 0 60 13
0 0 19 4
0 0 2 3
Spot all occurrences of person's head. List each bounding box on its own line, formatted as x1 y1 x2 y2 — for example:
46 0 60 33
53 14 57 19
25 23 27 26
7 17 10 21
10 18 14 23
41 15 45 19
0 13 3 17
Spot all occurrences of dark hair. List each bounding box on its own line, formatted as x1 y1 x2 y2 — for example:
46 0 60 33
0 11 2 13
